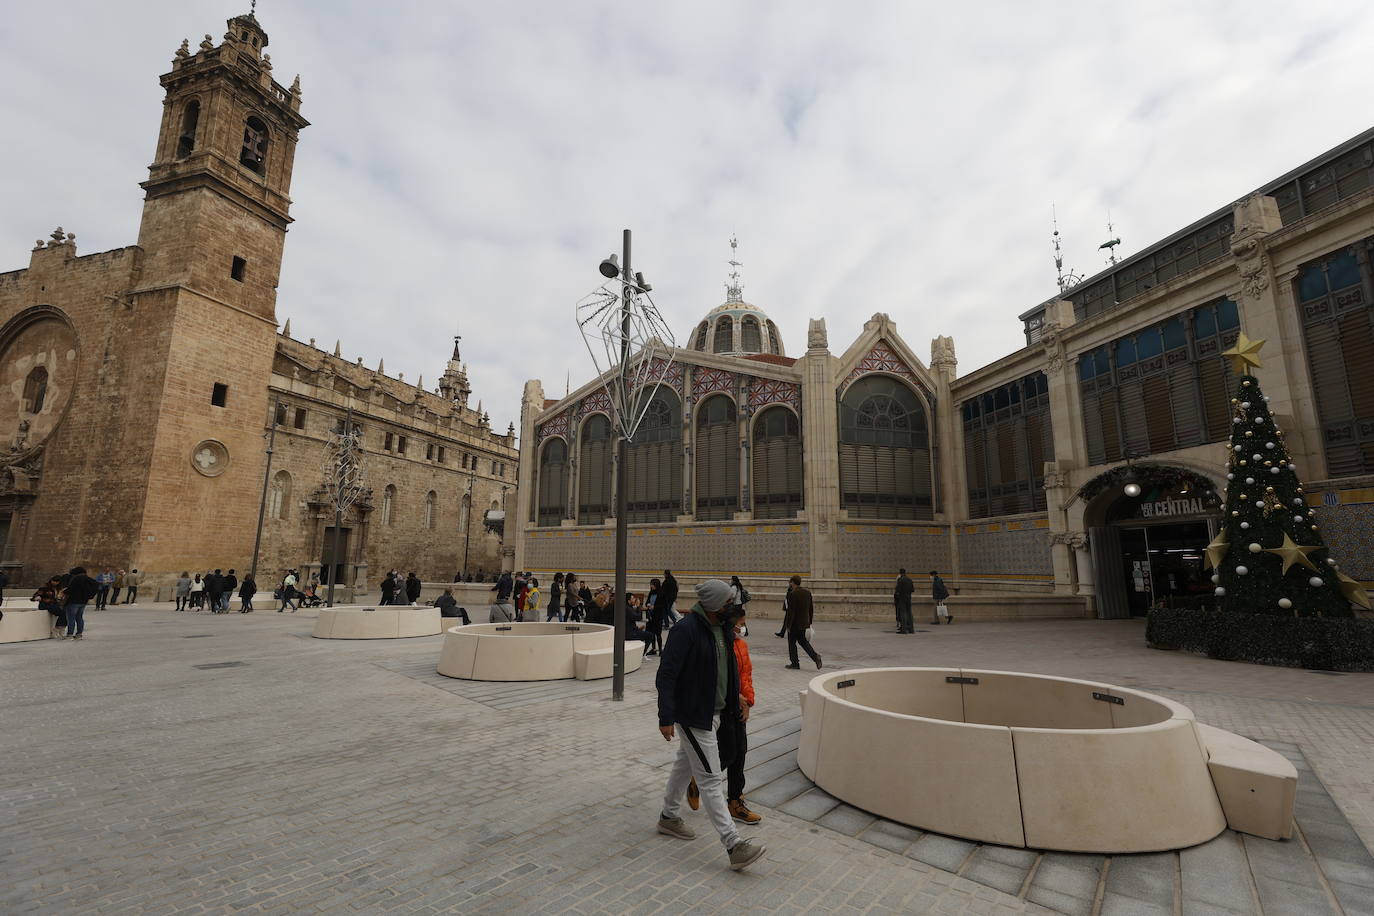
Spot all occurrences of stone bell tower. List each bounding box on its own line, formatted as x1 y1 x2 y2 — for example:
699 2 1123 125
122 12 311 577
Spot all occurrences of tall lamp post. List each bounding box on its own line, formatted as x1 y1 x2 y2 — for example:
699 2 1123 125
577 230 676 700
461 472 475 577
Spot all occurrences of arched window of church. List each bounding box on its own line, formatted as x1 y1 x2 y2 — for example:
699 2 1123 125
578 414 613 525
695 394 739 520
22 366 48 415
537 437 569 526
240 115 269 174
177 100 200 159
626 388 682 523
766 320 782 355
424 491 436 530
382 484 396 526
269 470 291 520
693 321 709 351
713 316 734 354
753 406 803 519
741 317 762 352
838 375 933 519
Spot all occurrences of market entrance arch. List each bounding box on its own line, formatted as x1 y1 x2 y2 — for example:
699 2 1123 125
1077 464 1223 619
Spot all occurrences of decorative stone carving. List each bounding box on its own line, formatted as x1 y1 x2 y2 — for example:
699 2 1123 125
1233 236 1270 300
1040 317 1066 373
807 318 828 350
930 335 957 373
1066 531 1089 551
176 38 191 60
199 34 215 52
1042 471 1068 490
191 439 230 477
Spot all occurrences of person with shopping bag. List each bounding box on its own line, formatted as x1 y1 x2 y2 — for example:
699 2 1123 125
929 570 951 624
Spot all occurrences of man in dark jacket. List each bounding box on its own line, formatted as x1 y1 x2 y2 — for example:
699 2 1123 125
405 572 422 605
783 575 822 670
62 566 100 639
654 579 765 872
658 570 679 624
205 569 224 614
221 569 239 613
930 570 951 624
489 571 515 622
433 588 470 625
894 568 915 634
379 573 396 606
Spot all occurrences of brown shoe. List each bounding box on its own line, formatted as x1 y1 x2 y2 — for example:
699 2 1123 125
729 798 761 825
687 778 700 811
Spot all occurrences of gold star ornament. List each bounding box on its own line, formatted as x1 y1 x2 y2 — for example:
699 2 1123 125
1264 532 1320 575
1222 332 1265 375
1203 530 1229 571
1336 570 1373 610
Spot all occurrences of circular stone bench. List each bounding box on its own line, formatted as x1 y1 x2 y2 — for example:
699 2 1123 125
312 606 444 639
798 668 1258 853
436 622 645 681
0 608 54 644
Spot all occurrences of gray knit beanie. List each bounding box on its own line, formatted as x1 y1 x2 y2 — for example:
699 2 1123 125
694 578 732 612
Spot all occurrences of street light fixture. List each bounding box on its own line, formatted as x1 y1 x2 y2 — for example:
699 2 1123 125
576 230 677 700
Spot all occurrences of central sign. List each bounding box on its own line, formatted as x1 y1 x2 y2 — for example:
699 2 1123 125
1137 496 1208 519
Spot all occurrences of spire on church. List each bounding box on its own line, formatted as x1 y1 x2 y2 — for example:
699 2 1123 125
724 235 744 304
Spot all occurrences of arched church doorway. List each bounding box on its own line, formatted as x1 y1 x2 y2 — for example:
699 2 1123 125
1078 465 1222 619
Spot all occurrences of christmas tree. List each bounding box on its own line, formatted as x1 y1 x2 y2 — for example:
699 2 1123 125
1204 333 1369 617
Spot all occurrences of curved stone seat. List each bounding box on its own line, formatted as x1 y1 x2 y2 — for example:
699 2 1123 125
436 622 645 682
1 608 55 643
311 606 443 639
798 667 1243 853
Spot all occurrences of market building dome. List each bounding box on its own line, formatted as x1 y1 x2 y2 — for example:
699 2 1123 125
687 239 785 357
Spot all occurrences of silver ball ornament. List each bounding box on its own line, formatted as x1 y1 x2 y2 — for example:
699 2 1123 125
1236 566 1248 575
1309 577 1323 587
1278 597 1292 609
1240 522 1250 529
1248 543 1262 553
1266 442 1275 449
1215 587 1226 596
1211 574 1220 584
1245 477 1256 485
1241 401 1251 409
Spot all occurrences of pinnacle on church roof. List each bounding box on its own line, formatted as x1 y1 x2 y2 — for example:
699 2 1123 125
333 340 341 357
282 318 291 337
377 357 384 374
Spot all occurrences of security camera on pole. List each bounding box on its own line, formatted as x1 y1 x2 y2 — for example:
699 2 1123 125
577 230 677 700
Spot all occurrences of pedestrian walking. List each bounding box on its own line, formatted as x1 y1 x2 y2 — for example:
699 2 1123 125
174 571 191 611
783 575 822 670
405 571 422 606
654 579 766 872
526 577 540 618
205 569 223 613
546 572 564 622
894 567 915 634
278 570 299 612
221 569 239 613
379 572 396 606
124 568 143 604
564 574 584 622
645 578 664 656
189 573 205 610
659 570 679 625
239 574 256 612
62 566 100 639
929 570 951 624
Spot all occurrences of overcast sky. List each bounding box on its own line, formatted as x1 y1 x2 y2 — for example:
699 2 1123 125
4 2 1371 436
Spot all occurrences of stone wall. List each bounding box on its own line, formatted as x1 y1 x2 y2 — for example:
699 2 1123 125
834 522 951 577
956 516 1054 582
523 520 810 578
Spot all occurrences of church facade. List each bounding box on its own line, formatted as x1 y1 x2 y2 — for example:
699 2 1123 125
515 128 1374 618
0 13 516 594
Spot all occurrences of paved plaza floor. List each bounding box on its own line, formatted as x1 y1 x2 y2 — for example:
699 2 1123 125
4 603 1373 914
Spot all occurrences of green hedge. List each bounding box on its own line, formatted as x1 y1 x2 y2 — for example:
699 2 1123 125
1146 607 1374 672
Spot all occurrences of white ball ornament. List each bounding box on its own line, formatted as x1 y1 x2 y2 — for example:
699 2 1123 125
1211 574 1220 584
1227 473 1235 480
1293 498 1304 506
1253 454 1263 461
1309 577 1323 587
1241 401 1251 409
1289 463 1297 470
1271 467 1281 475
1234 445 1243 452
1295 515 1306 523
1236 566 1248 575
1327 558 1338 567
1263 395 1270 402
1254 416 1264 425
1278 598 1292 609
1246 477 1256 485
1266 442 1275 449
1215 587 1226 596
1240 522 1250 529
1248 543 1262 553
1233 417 1242 425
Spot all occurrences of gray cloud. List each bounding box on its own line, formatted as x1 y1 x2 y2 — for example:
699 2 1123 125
3 1 1370 436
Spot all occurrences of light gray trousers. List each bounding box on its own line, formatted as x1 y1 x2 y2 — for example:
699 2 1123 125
661 714 740 849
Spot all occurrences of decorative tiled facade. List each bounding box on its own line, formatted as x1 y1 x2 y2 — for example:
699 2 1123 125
840 339 929 398
956 517 1054 579
535 411 570 445
524 522 809 577
691 366 736 399
836 524 950 577
747 378 802 412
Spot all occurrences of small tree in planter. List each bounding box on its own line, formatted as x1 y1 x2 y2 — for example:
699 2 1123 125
1204 333 1369 617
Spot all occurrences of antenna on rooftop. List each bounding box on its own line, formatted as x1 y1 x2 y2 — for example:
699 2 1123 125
1099 212 1122 267
1051 205 1083 294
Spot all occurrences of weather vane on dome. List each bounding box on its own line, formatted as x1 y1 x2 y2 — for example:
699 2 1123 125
725 236 744 304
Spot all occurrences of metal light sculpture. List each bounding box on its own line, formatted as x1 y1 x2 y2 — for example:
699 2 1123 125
322 408 367 606
575 230 677 700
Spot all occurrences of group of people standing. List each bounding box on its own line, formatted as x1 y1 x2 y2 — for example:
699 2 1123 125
379 570 423 606
91 568 143 609
892 568 951 633
173 569 257 613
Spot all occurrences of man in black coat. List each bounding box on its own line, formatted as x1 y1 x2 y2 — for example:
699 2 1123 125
221 569 238 613
894 568 915 634
405 572 422 605
658 570 679 623
654 579 765 872
930 570 951 624
205 569 223 614
61 566 100 639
